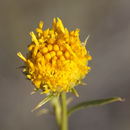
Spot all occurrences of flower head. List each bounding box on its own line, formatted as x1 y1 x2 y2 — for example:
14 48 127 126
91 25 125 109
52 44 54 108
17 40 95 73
17 18 91 94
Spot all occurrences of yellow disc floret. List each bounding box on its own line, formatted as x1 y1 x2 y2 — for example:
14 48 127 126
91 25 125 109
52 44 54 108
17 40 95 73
17 17 92 93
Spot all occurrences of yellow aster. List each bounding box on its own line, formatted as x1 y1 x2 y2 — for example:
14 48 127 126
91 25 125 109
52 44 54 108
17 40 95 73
17 17 92 94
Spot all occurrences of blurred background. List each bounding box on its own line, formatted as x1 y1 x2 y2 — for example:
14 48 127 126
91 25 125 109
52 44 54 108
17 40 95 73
0 0 130 130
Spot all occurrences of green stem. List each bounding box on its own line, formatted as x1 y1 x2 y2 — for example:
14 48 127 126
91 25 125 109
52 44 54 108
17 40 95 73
51 97 61 127
61 92 68 130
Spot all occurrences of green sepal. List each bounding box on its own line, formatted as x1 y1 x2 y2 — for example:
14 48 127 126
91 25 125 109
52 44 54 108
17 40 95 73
32 93 54 112
71 88 79 97
68 97 124 116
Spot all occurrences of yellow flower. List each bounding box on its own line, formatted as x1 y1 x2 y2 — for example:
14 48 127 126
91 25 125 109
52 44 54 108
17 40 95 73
17 17 92 94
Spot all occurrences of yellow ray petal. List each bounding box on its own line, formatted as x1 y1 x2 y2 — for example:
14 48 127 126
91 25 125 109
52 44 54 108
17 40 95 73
39 21 44 29
53 18 56 31
57 17 65 33
17 52 27 62
30 32 39 45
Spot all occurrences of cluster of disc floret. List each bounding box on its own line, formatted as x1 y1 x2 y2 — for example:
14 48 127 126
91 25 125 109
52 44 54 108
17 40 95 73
17 18 92 93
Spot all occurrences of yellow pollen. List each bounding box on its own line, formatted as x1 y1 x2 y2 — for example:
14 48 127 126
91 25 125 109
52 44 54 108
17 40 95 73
53 56 58 60
60 56 65 61
47 44 53 51
57 60 61 66
45 53 51 60
60 46 64 51
53 44 59 51
37 52 42 58
50 51 56 57
57 51 63 57
48 38 55 44
88 55 92 60
42 47 48 54
64 51 70 58
52 59 56 65
38 38 44 43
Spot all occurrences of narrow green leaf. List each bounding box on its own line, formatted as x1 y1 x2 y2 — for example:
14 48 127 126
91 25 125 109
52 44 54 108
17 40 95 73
68 97 124 116
32 93 53 112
